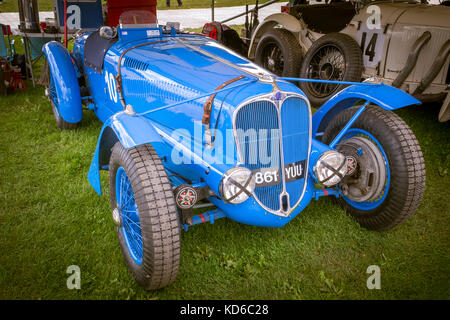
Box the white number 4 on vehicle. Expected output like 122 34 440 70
357 25 385 69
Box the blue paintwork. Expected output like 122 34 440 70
311 83 421 139
329 101 369 148
44 23 420 228
42 41 82 123
313 188 341 201
116 166 143 265
183 209 227 231
87 111 166 195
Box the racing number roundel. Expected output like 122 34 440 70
357 24 385 68
105 71 118 103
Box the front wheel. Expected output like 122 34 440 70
323 106 426 230
109 142 181 290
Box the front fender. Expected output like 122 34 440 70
87 113 165 195
42 41 82 123
312 84 421 139
248 13 303 59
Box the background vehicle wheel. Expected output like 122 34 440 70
109 142 181 290
322 106 426 231
299 33 363 107
46 72 78 130
255 28 303 77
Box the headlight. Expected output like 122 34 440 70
219 167 255 204
314 150 347 187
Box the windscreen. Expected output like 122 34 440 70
119 10 158 28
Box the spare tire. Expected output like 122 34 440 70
255 28 303 77
299 33 363 107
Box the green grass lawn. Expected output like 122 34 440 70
0 0 280 12
0 74 448 299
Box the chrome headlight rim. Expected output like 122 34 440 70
314 150 347 187
219 167 255 204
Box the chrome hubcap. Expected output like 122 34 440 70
338 136 387 202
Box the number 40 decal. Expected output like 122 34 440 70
105 71 118 103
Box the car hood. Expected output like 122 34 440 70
105 36 305 131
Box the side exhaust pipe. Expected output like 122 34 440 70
414 39 450 96
392 31 431 88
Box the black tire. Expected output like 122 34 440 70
255 28 303 77
299 33 363 107
322 106 426 231
109 142 181 290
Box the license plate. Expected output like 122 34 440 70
252 160 306 187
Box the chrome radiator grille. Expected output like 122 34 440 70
235 100 282 211
234 94 310 215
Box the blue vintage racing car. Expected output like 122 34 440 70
43 11 425 290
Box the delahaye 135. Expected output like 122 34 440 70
43 11 425 290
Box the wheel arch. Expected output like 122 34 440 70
42 41 82 123
248 13 303 60
312 84 421 140
87 113 165 195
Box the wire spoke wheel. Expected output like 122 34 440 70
299 33 363 107
116 166 143 265
109 142 181 290
48 74 60 118
261 43 285 75
46 71 78 130
306 44 344 98
255 28 302 77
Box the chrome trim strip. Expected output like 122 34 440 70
275 96 289 213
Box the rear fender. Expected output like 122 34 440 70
87 113 165 195
42 41 82 123
312 84 421 139
248 13 303 59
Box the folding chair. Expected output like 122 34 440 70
0 24 15 61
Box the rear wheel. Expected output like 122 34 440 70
299 33 363 107
46 72 78 130
255 28 303 77
109 142 181 290
323 106 425 230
